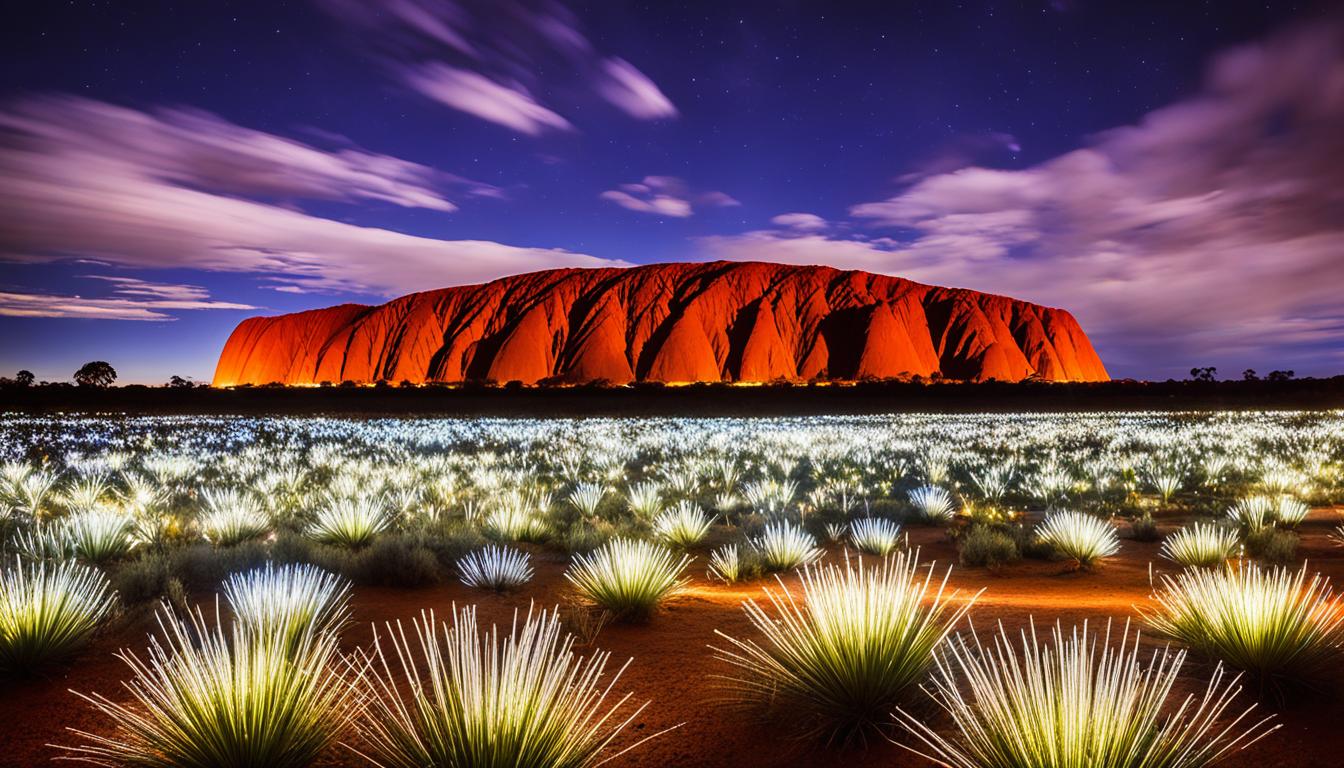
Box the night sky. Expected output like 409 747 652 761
2 0 1340 383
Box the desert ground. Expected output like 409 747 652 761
6 508 1340 768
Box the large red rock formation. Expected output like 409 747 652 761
213 261 1108 386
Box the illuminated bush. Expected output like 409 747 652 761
60 604 351 767
1034 510 1119 568
652 501 713 548
0 557 115 672
1227 495 1275 532
848 517 903 556
708 543 758 584
1142 563 1344 685
752 521 823 572
896 621 1277 768
714 552 977 741
307 496 389 548
63 509 140 564
199 488 270 546
353 606 663 768
222 562 350 648
1273 496 1309 528
456 544 533 591
907 485 956 524
1161 523 1240 568
565 538 690 621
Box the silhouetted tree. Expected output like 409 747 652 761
167 375 193 388
73 361 117 387
14 370 34 387
1242 369 1258 381
1188 366 1217 382
1266 369 1296 382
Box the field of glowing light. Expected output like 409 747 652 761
1 411 1343 768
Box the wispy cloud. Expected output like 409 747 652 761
600 176 739 218
0 277 256 321
317 0 676 133
0 95 629 297
406 64 575 136
701 20 1344 377
597 58 677 120
769 212 828 231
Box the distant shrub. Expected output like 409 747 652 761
167 542 269 589
958 525 1021 569
109 553 174 605
348 534 441 587
1128 513 1160 542
1243 527 1298 565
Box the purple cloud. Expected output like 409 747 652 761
769 212 828 231
0 96 629 297
406 64 574 135
600 176 739 218
0 277 256 321
598 58 678 120
701 21 1344 378
317 0 676 133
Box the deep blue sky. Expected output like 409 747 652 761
2 0 1339 383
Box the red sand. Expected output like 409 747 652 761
5 509 1341 768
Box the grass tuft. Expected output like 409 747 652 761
713 551 978 742
0 556 115 673
1161 522 1240 568
1141 562 1344 688
351 605 669 768
565 538 690 621
59 602 352 767
456 544 533 591
895 620 1278 768
1034 510 1120 568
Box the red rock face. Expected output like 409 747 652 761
212 261 1109 386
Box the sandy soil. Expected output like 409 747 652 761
4 509 1342 768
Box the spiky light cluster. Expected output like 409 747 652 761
752 522 823 572
707 544 741 583
565 538 690 621
457 545 534 591
60 604 351 767
714 552 977 741
896 621 1277 768
1034 510 1120 567
624 481 662 518
567 482 606 518
1273 496 1310 528
306 495 389 548
848 517 902 556
61 509 139 564
199 488 270 546
1227 495 1275 532
1161 523 1240 568
0 556 115 672
652 501 713 548
222 563 351 648
908 485 956 524
1143 563 1344 684
352 606 664 768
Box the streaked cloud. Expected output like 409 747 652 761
600 176 739 218
0 95 629 297
769 212 828 231
317 0 676 133
406 64 574 136
701 21 1344 377
0 277 256 321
